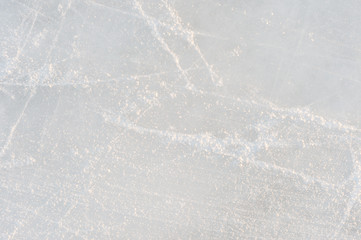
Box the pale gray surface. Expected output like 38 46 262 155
1 0 361 239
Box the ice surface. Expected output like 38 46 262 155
1 0 361 239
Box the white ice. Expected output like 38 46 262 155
1 0 361 239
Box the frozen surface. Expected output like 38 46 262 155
1 0 361 239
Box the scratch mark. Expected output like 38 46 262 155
132 0 194 89
161 0 223 87
0 90 35 159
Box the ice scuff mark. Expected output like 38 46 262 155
132 0 195 90
0 0 73 162
131 0 224 89
160 0 223 87
14 11 39 64
331 146 361 239
0 90 35 160
97 109 338 190
12 0 57 22
0 66 201 87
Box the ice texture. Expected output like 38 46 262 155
1 0 361 239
